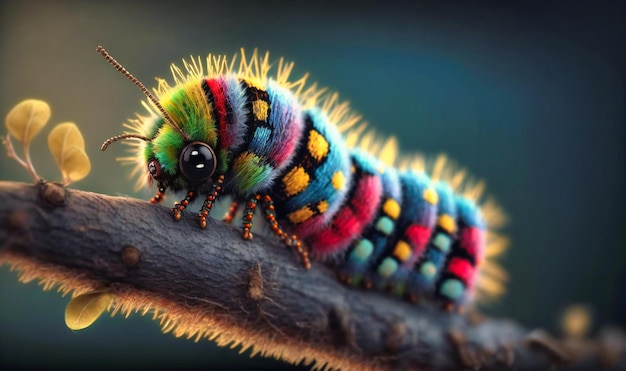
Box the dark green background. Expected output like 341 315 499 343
1 0 624 370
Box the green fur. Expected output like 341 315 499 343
153 125 184 175
218 148 230 174
162 85 217 147
143 83 221 180
143 143 155 164
232 152 273 195
144 117 163 139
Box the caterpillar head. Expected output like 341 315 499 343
145 140 218 192
98 46 222 194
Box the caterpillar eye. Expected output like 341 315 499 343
148 159 163 179
179 141 217 182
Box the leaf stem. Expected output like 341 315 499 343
2 134 41 182
3 135 28 169
21 140 41 182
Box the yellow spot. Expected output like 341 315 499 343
252 100 269 121
383 199 401 219
393 240 412 262
423 188 438 205
307 130 329 161
317 200 328 213
282 166 310 196
438 214 456 233
332 171 346 191
287 206 315 224
377 165 386 174
351 166 356 173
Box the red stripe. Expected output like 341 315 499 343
310 174 382 255
460 227 484 264
404 224 431 257
206 79 230 148
447 257 474 285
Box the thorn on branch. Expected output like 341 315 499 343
121 245 141 268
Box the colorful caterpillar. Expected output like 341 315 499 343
99 46 508 310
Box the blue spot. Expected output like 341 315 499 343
376 216 394 235
433 233 451 252
349 239 374 263
441 279 464 300
378 257 398 278
420 262 437 279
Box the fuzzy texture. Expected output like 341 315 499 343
306 151 383 255
367 172 434 295
436 197 486 305
340 164 403 284
271 108 352 239
109 49 509 309
407 182 458 297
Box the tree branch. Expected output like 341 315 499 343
0 181 623 370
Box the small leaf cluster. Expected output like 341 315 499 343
4 99 91 185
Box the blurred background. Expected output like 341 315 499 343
0 0 624 370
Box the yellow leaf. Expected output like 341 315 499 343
48 122 86 154
62 146 91 182
48 123 90 182
5 99 51 142
65 291 112 330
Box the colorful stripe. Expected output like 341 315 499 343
220 76 249 151
435 196 486 306
266 80 304 168
339 164 403 285
306 151 382 255
271 108 352 239
371 171 437 294
407 181 458 298
204 79 230 149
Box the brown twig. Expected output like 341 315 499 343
0 181 623 371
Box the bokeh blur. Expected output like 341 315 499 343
1 0 624 370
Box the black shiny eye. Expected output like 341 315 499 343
179 141 217 182
148 159 162 179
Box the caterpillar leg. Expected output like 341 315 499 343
238 194 311 269
241 195 261 240
223 200 240 223
260 195 310 269
171 191 197 221
197 174 225 228
150 184 166 204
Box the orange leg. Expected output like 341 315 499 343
241 195 260 240
197 175 225 228
223 200 240 223
172 191 196 221
150 185 166 204
260 195 310 269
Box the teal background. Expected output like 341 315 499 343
0 0 624 370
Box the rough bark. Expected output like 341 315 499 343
0 181 623 371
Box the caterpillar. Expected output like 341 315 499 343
99 46 508 310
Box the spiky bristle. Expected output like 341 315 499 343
0 250 384 371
